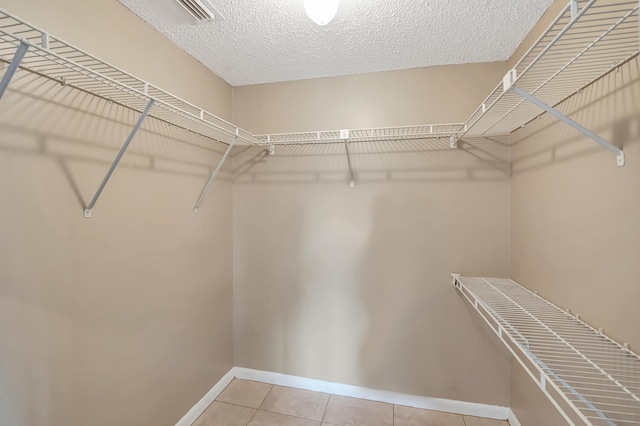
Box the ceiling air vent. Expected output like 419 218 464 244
176 0 224 22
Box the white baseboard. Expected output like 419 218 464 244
174 368 235 426
508 408 522 426
176 366 514 425
233 367 510 420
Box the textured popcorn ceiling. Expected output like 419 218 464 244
119 0 554 86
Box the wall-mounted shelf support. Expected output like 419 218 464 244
453 274 640 425
193 133 238 213
345 141 355 188
0 39 29 100
511 86 625 167
83 98 155 218
449 135 458 149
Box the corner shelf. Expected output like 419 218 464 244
464 0 638 137
453 275 640 426
0 8 263 216
463 0 639 166
0 9 260 147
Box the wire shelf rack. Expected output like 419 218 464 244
0 9 260 146
255 124 466 146
464 0 639 137
453 275 640 426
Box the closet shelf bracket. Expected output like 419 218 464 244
345 140 355 188
193 132 238 213
0 39 29 100
84 98 155 218
510 84 625 167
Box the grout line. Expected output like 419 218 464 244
244 406 258 426
256 384 274 411
191 379 237 425
321 394 331 423
253 408 326 424
214 400 263 411
393 403 395 426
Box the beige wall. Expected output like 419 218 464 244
509 360 567 425
0 1 234 425
231 63 513 405
506 0 640 422
233 64 508 133
509 56 640 425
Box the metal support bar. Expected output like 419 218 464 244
345 141 355 188
512 86 625 166
0 40 29 100
570 0 578 18
84 99 155 218
193 134 237 213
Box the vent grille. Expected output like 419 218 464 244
176 0 224 22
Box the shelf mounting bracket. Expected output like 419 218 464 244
193 133 238 213
344 140 355 188
0 40 29 100
84 98 155 218
341 130 354 187
512 86 625 167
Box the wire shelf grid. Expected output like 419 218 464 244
256 124 466 146
464 0 639 138
0 9 261 146
454 275 640 426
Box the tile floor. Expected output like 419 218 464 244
192 379 510 426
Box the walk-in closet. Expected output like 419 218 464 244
0 0 638 425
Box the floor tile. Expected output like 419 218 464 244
463 416 509 426
323 395 393 426
217 379 273 409
259 385 329 421
394 405 465 426
192 401 256 426
247 410 321 426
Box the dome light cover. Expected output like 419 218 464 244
304 0 339 26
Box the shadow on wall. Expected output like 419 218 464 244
0 69 235 426
0 69 233 213
511 57 640 174
231 120 512 402
232 135 510 186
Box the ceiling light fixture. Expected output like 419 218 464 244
304 0 339 26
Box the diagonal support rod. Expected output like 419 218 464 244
345 141 355 188
193 134 237 213
0 40 30 100
513 86 625 167
84 98 155 218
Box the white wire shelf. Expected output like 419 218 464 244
256 124 467 146
464 0 639 137
0 9 260 147
453 275 640 426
